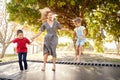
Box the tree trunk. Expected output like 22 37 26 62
0 45 7 59
116 37 120 54
32 44 34 54
80 0 87 27
80 0 87 18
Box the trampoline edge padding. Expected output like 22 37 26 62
0 60 120 67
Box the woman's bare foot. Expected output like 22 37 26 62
52 68 56 71
52 68 55 71
52 66 56 71
41 67 45 71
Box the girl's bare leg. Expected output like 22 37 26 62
75 46 79 61
74 45 77 61
77 46 82 62
42 53 49 71
81 46 84 55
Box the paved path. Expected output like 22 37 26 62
0 62 120 80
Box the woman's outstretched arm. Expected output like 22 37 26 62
31 31 43 40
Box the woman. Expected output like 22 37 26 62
32 11 61 71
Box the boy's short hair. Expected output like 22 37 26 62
72 17 82 23
17 30 23 35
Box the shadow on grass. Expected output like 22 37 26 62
1 53 120 63
57 54 120 63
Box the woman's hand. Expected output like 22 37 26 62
31 31 42 41
31 37 35 41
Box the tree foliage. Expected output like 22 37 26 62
7 0 120 53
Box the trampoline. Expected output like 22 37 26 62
0 60 120 80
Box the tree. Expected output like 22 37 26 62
0 0 17 59
0 0 12 59
7 0 120 53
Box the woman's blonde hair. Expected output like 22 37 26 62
41 11 53 23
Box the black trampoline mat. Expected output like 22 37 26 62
0 62 120 80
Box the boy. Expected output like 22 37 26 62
7 30 32 72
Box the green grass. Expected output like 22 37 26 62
2 54 18 62
1 51 120 63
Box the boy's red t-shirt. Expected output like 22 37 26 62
12 37 30 53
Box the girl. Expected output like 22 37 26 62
73 17 87 62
